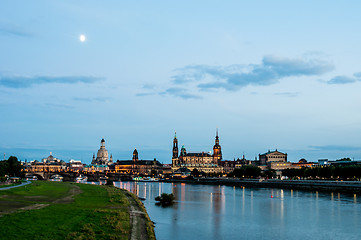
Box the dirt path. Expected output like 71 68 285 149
54 184 82 204
125 192 151 240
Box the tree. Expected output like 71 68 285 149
191 168 200 177
155 193 175 206
0 156 24 178
228 166 261 178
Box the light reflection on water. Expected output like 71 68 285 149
89 181 361 240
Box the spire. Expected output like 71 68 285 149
174 131 177 138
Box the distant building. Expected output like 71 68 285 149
292 159 316 169
68 159 83 172
259 149 293 171
26 152 66 172
114 149 162 176
171 130 223 173
318 159 329 165
84 164 109 173
91 138 113 165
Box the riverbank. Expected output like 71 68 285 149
0 181 155 240
163 178 361 193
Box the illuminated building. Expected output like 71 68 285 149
171 130 223 173
91 138 113 165
114 149 162 176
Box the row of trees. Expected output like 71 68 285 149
0 156 24 180
227 166 262 178
282 165 361 180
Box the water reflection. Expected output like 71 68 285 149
87 181 361 240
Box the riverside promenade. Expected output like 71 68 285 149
164 178 361 193
0 180 31 190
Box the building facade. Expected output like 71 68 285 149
114 149 163 176
171 130 223 173
259 149 293 171
91 138 113 165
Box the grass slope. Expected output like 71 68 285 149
0 181 130 240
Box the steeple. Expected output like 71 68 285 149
215 128 219 145
213 128 222 164
172 131 178 158
133 148 138 162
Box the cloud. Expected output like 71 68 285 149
0 24 32 37
327 76 357 84
309 145 361 151
136 92 156 97
45 103 74 109
274 92 299 97
0 75 103 88
160 87 202 99
73 97 110 102
325 72 361 85
353 72 361 78
172 56 334 91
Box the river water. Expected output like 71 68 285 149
92 181 360 240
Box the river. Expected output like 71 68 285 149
97 181 360 239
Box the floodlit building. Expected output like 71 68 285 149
171 130 223 173
114 149 162 176
91 138 113 165
259 149 292 170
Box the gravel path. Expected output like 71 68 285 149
125 192 150 240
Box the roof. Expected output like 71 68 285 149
259 150 286 156
184 152 211 157
116 160 162 166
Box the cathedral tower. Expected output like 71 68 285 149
133 148 138 162
172 132 179 167
213 128 222 165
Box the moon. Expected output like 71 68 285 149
79 34 86 42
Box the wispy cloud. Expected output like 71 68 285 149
0 75 103 88
73 97 110 102
0 24 32 37
173 56 334 91
309 145 361 151
274 92 300 97
326 72 361 85
160 87 202 99
137 55 335 99
46 103 74 109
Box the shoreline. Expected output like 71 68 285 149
161 178 361 193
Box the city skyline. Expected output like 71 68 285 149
2 1 361 163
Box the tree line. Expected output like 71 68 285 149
0 156 24 181
282 165 361 180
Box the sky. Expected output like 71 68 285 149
1 1 361 164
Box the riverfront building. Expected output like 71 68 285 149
25 152 67 172
259 149 293 171
91 138 113 165
171 130 223 173
114 149 162 176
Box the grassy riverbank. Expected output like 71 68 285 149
0 181 154 240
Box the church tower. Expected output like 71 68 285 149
133 148 138 162
172 132 179 167
213 128 222 165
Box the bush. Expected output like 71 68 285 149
106 180 114 186
155 193 175 206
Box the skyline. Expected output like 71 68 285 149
2 1 361 163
